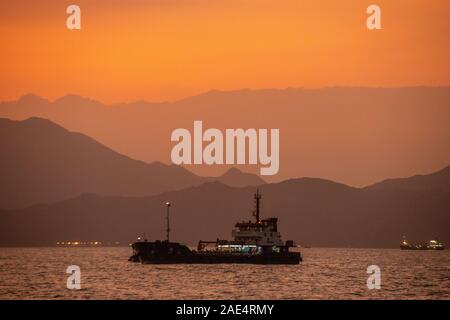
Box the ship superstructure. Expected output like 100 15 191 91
129 190 301 264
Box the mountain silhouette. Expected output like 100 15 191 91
1 87 449 186
216 167 265 187
0 166 448 247
0 117 264 209
364 165 450 192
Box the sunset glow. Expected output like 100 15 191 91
1 0 449 103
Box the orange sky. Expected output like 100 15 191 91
1 0 449 103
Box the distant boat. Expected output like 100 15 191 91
129 190 302 264
400 237 445 250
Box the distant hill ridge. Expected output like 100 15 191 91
0 164 448 247
0 117 265 209
2 87 449 186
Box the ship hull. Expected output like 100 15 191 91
136 255 301 264
130 241 302 265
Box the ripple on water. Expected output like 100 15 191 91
0 247 449 299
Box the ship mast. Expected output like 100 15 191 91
165 202 171 242
254 189 261 223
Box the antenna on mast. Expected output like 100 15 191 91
254 188 261 223
165 202 171 242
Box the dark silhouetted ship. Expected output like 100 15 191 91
129 190 302 264
400 237 445 250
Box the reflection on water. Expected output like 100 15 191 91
0 247 448 299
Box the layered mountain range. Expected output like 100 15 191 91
0 117 448 247
0 117 264 209
2 87 449 186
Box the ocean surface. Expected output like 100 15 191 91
0 247 448 300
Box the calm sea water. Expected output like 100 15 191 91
0 247 448 300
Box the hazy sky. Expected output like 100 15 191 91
1 0 449 103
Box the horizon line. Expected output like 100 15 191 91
3 85 450 106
